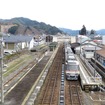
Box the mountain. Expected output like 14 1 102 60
59 28 79 36
60 28 105 36
96 29 105 35
0 17 63 35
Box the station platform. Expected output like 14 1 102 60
76 55 102 92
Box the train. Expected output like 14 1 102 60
64 42 104 91
64 42 80 80
65 60 80 80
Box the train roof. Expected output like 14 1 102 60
67 60 79 65
66 64 79 70
67 53 74 56
67 49 73 53
68 55 75 58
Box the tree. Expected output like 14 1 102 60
8 26 18 34
79 25 87 35
90 29 96 35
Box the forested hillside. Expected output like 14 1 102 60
0 17 63 35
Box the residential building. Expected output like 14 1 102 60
82 46 101 59
95 48 105 66
75 40 98 54
3 35 35 53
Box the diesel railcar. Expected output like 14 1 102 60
65 61 80 80
64 42 80 80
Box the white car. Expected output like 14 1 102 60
4 52 12 55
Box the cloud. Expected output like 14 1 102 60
0 0 105 30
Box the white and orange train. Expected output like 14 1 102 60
65 61 80 80
64 42 80 80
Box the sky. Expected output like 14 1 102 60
0 0 105 30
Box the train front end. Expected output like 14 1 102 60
65 64 80 80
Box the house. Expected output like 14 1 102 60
95 48 105 66
75 40 102 59
53 36 57 42
102 36 105 45
75 40 97 54
82 46 101 59
3 35 35 53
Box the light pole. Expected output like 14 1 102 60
0 33 4 104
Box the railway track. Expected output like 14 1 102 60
3 59 37 95
34 44 63 105
65 80 83 105
2 52 43 95
4 52 52 105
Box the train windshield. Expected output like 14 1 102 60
67 65 78 70
67 56 76 60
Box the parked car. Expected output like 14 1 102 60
4 51 12 55
3 64 8 68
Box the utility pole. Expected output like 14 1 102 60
0 32 4 104
80 36 82 54
94 46 97 77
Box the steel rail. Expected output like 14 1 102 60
37 44 63 105
0 60 36 93
75 81 83 105
69 81 82 105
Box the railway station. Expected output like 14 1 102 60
0 35 105 105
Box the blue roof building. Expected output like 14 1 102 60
3 35 34 52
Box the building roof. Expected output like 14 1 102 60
3 35 33 43
77 35 91 43
70 42 80 48
81 40 97 45
82 47 101 51
96 49 105 58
